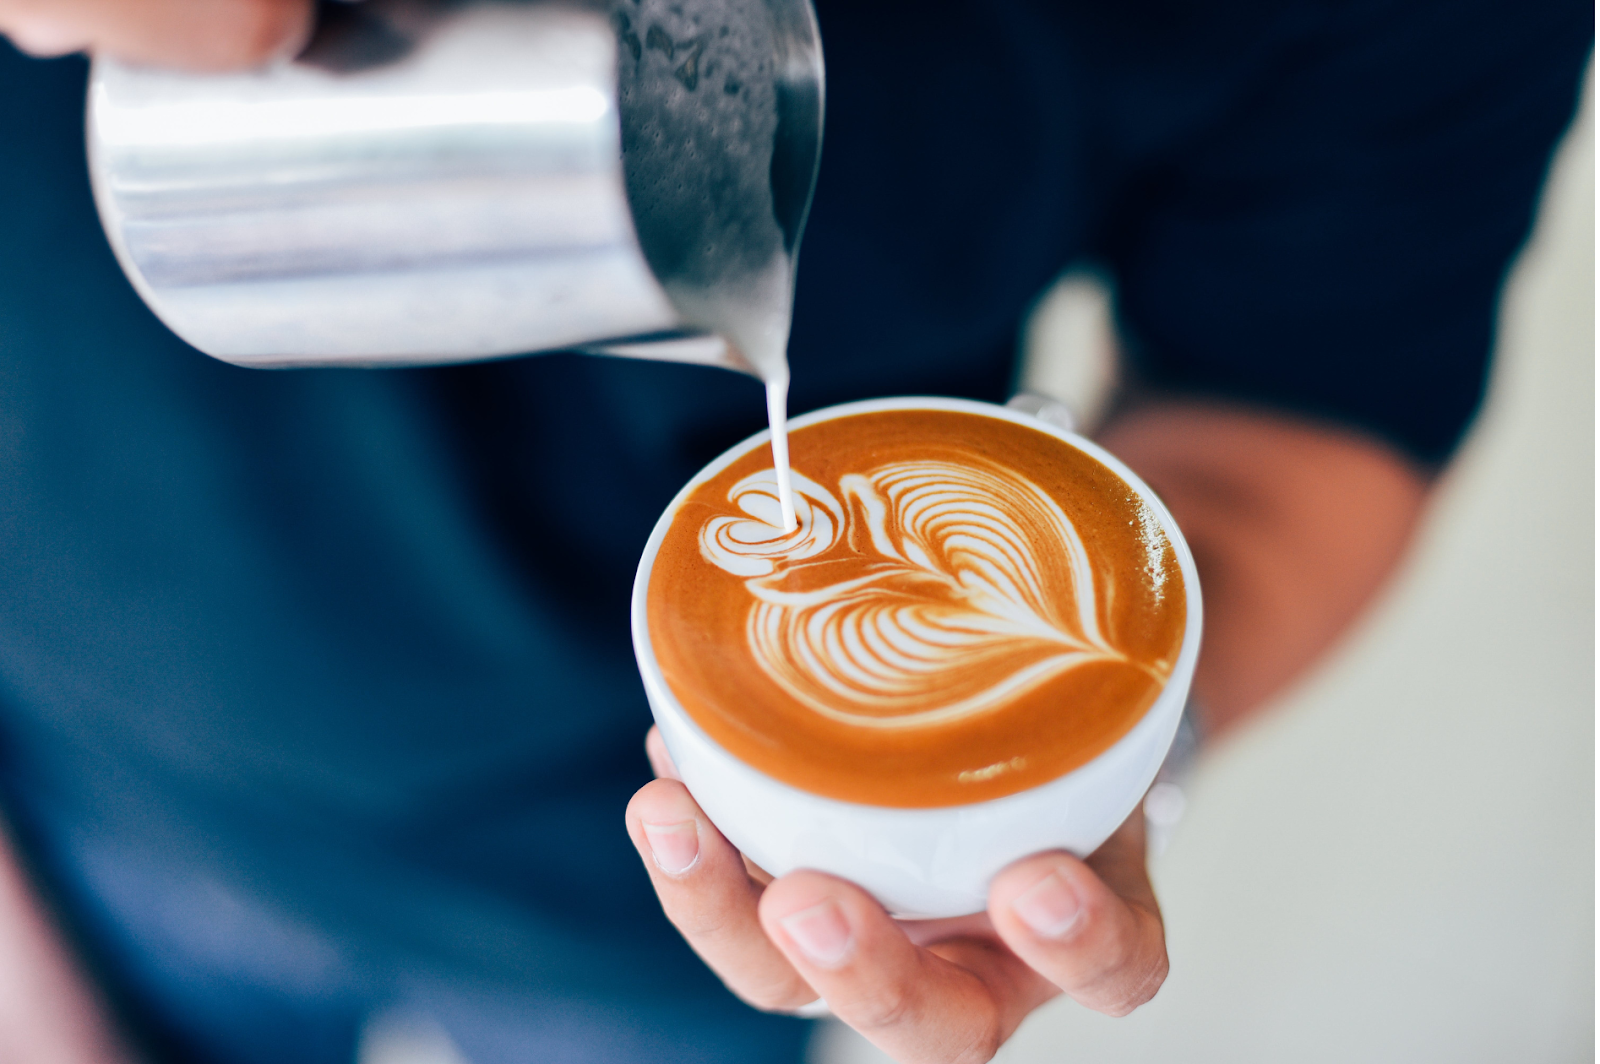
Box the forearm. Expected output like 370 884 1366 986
1098 399 1431 736
0 815 133 1064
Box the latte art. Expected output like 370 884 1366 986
700 460 1163 729
700 470 842 577
647 408 1187 807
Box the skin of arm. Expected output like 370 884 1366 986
0 820 135 1064
1099 399 1432 737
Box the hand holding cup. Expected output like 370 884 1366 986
628 727 1170 1063
628 398 1200 1058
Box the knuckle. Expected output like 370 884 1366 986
1100 940 1135 981
1100 951 1169 1018
669 883 760 941
671 902 735 940
1064 906 1169 1017
949 1030 1003 1064
1129 952 1171 1006
737 974 818 1013
847 982 918 1032
1069 931 1132 990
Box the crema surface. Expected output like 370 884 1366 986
648 409 1187 807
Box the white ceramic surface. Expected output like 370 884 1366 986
631 396 1203 918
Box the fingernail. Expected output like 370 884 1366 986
642 820 700 875
779 900 854 968
1011 870 1083 939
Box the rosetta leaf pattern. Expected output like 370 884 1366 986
698 460 1147 729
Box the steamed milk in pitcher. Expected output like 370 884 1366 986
617 0 809 529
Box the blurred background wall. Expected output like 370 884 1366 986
815 60 1595 1064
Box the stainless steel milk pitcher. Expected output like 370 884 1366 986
86 0 823 371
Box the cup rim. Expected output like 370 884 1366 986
631 394 1204 813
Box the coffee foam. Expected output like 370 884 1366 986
648 409 1187 807
699 457 1161 730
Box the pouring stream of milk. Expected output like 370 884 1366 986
615 0 808 533
737 262 798 534
668 251 799 534
764 376 796 532
728 258 798 534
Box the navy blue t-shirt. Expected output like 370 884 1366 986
0 1 1588 1061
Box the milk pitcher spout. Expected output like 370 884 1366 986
85 0 823 373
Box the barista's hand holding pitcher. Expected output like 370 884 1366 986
628 728 1167 1062
0 0 312 70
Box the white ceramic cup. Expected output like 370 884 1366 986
631 396 1202 918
